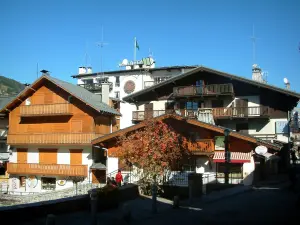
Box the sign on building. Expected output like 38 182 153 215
275 121 289 134
215 136 225 150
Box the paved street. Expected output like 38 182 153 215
17 180 300 225
134 185 299 225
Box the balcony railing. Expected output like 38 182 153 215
212 106 270 118
188 139 214 154
132 110 175 121
78 83 102 91
173 84 234 97
7 163 88 177
20 104 72 117
78 82 113 92
7 133 103 145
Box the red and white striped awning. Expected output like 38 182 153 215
213 151 252 163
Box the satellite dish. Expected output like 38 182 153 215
122 59 128 66
283 78 289 84
255 145 268 155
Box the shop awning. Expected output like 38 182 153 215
213 151 252 163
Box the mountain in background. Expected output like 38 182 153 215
0 75 25 95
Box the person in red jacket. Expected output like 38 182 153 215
115 169 123 187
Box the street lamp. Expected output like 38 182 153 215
224 128 230 184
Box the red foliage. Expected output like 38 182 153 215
113 119 189 179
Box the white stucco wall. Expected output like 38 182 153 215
248 118 288 136
195 156 215 174
10 148 17 163
107 157 118 174
242 156 255 186
8 145 93 192
234 96 260 107
57 148 70 164
27 148 39 164
9 175 75 192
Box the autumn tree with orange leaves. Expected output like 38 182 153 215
114 119 189 186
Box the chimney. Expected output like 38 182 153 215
252 64 263 82
101 83 110 105
78 67 87 74
40 70 50 76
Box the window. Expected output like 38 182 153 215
114 91 120 99
154 77 170 84
196 80 205 86
186 102 198 110
41 177 56 190
212 99 223 108
0 143 6 150
84 79 93 84
236 123 249 134
115 76 120 87
216 163 243 179
19 176 26 187
0 165 5 175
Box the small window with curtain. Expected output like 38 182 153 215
186 102 198 111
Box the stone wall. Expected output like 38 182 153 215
0 184 139 224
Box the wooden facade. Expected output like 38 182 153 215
125 68 299 131
7 163 87 177
95 115 271 157
7 82 115 145
2 76 119 180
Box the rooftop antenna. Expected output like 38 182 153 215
84 41 92 68
96 26 109 74
250 25 260 64
149 48 154 58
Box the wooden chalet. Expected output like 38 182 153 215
0 74 120 192
92 114 281 185
123 66 300 139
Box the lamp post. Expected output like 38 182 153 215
224 128 230 184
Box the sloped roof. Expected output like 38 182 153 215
123 66 300 102
92 114 281 151
0 75 121 116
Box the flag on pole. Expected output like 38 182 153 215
135 39 140 50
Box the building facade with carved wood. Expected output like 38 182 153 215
124 66 300 142
122 66 300 176
0 74 120 192
92 114 281 186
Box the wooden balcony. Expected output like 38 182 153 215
7 163 88 177
132 110 175 121
7 133 103 145
213 106 270 119
20 104 72 117
173 84 234 97
188 139 214 155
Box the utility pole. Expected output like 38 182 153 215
224 128 230 184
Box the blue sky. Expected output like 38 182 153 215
1 0 300 92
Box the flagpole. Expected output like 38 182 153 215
134 37 136 62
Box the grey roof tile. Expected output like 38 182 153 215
46 76 120 115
